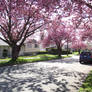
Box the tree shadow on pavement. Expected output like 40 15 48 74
49 56 92 66
47 57 79 64
0 63 87 92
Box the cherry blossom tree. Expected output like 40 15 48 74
41 0 92 55
0 0 91 61
0 0 50 61
65 29 76 56
71 38 87 54
42 17 68 58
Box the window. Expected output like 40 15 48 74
2 49 8 58
34 44 38 48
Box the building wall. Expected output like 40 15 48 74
19 46 25 56
0 46 11 58
0 43 43 58
24 43 40 55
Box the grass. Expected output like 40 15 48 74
0 54 73 67
18 54 59 63
0 58 11 61
72 52 79 55
79 71 92 92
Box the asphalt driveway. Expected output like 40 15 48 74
0 55 92 92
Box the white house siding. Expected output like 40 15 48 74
0 39 45 58
0 46 26 58
39 44 46 51
19 46 25 56
24 43 40 55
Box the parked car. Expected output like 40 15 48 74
79 51 92 64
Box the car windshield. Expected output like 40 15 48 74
81 52 91 56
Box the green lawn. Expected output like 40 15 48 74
79 71 92 92
72 52 79 55
0 54 72 67
18 54 59 63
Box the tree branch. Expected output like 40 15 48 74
0 37 10 45
0 25 7 32
85 2 92 9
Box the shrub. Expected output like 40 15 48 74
37 51 48 54
46 48 72 55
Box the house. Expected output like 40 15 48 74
23 39 44 55
0 40 11 58
0 39 45 58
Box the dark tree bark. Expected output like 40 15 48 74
11 45 21 61
57 45 62 58
78 49 81 55
66 40 69 56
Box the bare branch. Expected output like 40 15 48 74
85 3 92 9
26 24 44 38
18 17 31 40
0 36 11 45
0 25 7 32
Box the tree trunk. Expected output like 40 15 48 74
66 40 69 56
78 49 81 55
57 46 62 58
11 45 21 61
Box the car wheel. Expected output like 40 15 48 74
79 60 84 64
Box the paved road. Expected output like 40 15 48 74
0 55 92 92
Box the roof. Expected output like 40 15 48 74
0 40 9 46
